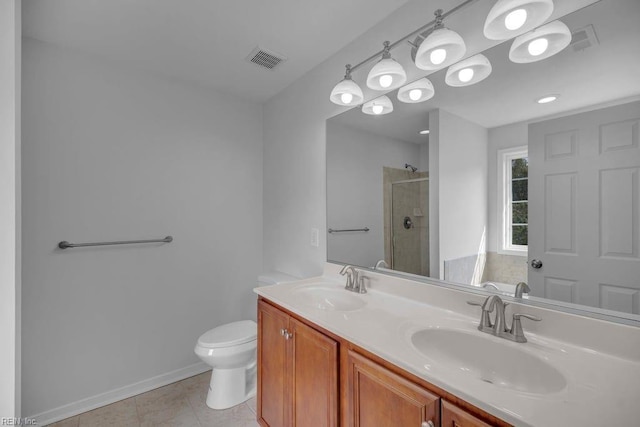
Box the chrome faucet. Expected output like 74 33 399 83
468 295 541 343
482 282 500 292
339 265 367 294
374 259 389 269
478 295 508 335
514 282 530 298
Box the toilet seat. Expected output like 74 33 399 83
197 320 257 349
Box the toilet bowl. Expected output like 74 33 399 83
194 320 258 409
194 271 299 409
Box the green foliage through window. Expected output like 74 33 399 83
511 157 528 246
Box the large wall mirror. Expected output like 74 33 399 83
327 0 640 322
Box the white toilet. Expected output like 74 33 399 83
194 271 299 410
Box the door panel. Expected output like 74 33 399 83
529 101 640 313
290 319 338 427
442 401 492 427
347 350 439 427
258 300 290 427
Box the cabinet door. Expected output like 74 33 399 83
258 300 290 427
442 400 492 427
290 318 338 427
347 350 439 427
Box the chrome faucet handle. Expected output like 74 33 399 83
506 313 542 343
514 282 531 298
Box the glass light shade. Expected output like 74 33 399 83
397 78 435 104
330 77 364 106
484 0 554 40
362 95 393 115
445 54 492 87
415 28 466 71
366 58 407 91
509 20 571 63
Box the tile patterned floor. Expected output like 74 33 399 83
47 371 259 427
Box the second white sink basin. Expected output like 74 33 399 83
411 328 566 394
292 284 366 311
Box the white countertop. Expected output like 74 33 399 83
255 264 640 427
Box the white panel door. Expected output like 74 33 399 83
528 101 640 314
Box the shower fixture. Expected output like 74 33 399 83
405 164 418 173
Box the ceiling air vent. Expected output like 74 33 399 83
570 24 599 52
245 46 287 70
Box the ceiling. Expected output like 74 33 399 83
22 0 410 103
331 0 640 143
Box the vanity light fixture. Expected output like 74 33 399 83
329 64 364 106
484 0 554 40
536 94 559 104
445 54 492 87
362 96 394 115
414 9 466 71
397 78 435 103
419 129 430 135
509 20 571 63
328 1 476 113
366 41 407 91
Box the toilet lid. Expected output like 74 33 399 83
197 320 257 348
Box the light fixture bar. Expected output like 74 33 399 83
348 0 479 74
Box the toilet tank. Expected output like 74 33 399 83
257 270 300 287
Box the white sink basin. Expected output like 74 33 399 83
411 329 566 394
292 285 366 311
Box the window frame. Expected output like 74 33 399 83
497 146 528 256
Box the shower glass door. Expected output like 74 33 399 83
391 178 429 276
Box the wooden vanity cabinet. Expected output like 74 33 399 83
257 300 339 427
346 350 439 427
258 298 509 427
441 400 492 427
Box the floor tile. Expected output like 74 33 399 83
78 398 139 427
135 382 191 425
46 416 79 427
245 397 256 415
178 371 211 398
139 407 200 427
50 372 261 427
189 391 257 427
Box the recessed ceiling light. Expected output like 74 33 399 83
419 129 430 135
537 95 559 104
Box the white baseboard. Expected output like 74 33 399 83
30 362 210 426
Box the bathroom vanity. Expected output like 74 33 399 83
255 264 640 427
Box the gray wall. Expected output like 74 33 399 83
326 121 421 268
21 39 263 417
437 109 488 275
0 0 21 416
262 0 442 278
